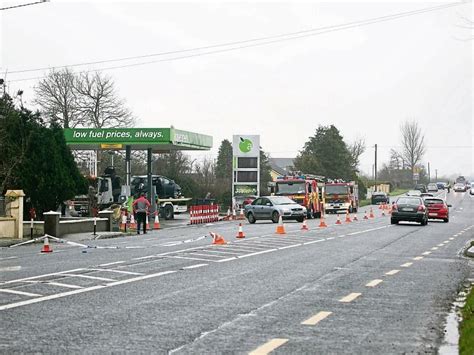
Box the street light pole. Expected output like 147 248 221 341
374 144 378 192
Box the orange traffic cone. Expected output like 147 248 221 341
363 210 369 220
232 209 236 221
353 213 359 221
319 215 328 228
345 211 352 223
335 214 342 225
381 209 386 217
210 232 227 245
236 223 246 238
388 205 393 215
239 209 245 220
119 212 127 231
226 208 231 221
153 211 161 230
379 204 383 210
301 218 309 231
129 214 137 230
146 217 150 231
41 237 53 253
369 207 375 219
276 215 286 234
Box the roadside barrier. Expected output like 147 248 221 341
301 218 309 231
210 231 227 245
236 223 246 238
190 205 220 225
276 215 286 235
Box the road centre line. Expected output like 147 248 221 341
98 261 125 267
249 338 289 355
401 262 413 267
437 243 444 247
182 264 208 270
366 279 383 287
0 288 42 297
339 293 362 303
413 256 424 260
431 247 439 250
422 251 431 255
444 241 450 244
326 237 336 240
385 270 400 276
449 238 455 240
301 311 332 325
61 274 115 282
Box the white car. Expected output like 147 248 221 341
454 183 467 192
406 190 422 197
427 183 438 192
470 185 474 195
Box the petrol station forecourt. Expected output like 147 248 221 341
64 127 213 213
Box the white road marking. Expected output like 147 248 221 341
61 274 115 282
443 240 450 243
366 279 383 287
437 243 444 247
326 237 336 240
106 270 176 287
278 244 301 250
0 266 21 271
385 270 400 276
215 257 237 263
303 239 325 245
0 268 85 286
45 282 83 289
249 338 289 355
98 261 126 266
413 256 424 260
205 250 242 255
90 269 144 276
186 253 224 258
132 255 157 261
339 293 361 303
0 289 42 297
449 238 455 240
401 262 413 268
182 264 208 270
422 251 431 255
301 311 332 325
431 247 439 251
169 255 218 262
238 249 277 259
0 256 18 261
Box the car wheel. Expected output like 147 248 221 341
247 212 256 224
164 204 174 220
271 211 280 223
313 211 321 218
444 218 449 223
390 218 398 225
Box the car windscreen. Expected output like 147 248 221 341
325 185 348 195
397 197 421 205
276 182 305 194
424 199 444 206
269 196 296 205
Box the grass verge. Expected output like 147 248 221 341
460 286 474 354
389 189 409 196
359 199 371 207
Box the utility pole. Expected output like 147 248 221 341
374 144 378 192
428 162 431 183
435 169 438 182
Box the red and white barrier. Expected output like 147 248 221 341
190 205 220 224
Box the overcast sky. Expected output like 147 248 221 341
1 0 472 179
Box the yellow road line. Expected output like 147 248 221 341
366 279 383 287
385 270 400 276
339 292 361 303
301 311 332 325
249 338 289 355
400 262 413 268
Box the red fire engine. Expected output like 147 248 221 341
270 174 325 218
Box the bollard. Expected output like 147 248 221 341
93 217 97 236
30 218 34 239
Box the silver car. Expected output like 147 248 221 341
245 196 307 224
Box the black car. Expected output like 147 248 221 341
371 192 389 205
414 184 427 193
391 196 429 225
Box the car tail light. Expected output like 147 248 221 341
392 204 398 211
417 205 425 212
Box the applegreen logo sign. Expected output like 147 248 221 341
239 137 253 153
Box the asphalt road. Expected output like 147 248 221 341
1 191 473 354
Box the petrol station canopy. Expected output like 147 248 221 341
64 127 212 151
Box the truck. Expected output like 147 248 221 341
324 180 359 214
269 174 325 218
130 175 191 220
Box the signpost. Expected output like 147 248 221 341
232 135 260 209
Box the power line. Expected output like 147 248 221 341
0 0 48 11
6 1 469 83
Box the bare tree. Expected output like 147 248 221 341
34 68 82 128
348 137 366 172
400 120 426 173
388 148 406 170
75 72 135 128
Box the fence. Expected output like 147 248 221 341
189 205 220 224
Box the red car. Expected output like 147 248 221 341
423 197 451 222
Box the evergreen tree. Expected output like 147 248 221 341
215 139 233 179
259 150 272 196
294 125 355 181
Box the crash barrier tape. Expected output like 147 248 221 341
189 204 220 225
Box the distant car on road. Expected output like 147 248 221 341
470 184 474 195
424 197 451 223
234 195 257 210
420 193 434 198
414 184 427 193
406 190 422 197
391 196 429 225
371 192 389 205
245 196 306 224
436 182 445 190
454 183 467 192
427 183 438 192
